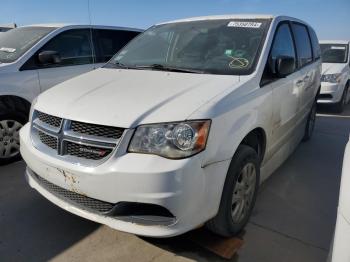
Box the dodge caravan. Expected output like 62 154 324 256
21 15 321 237
318 40 350 112
0 24 142 164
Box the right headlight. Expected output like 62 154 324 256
321 73 342 83
128 120 211 159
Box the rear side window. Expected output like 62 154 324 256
94 29 140 63
39 29 93 66
291 23 313 67
308 28 321 60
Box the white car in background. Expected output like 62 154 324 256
21 15 321 237
0 24 142 164
318 40 350 112
331 136 350 262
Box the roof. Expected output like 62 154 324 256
157 14 276 25
319 40 350 45
19 23 143 32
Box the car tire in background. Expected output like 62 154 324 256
206 145 260 237
0 96 29 166
335 83 349 113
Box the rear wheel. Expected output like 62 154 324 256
0 97 30 166
206 145 260 237
303 101 317 142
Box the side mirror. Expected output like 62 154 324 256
38 50 61 65
275 56 295 78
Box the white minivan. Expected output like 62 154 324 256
0 24 142 164
21 15 321 237
318 40 350 112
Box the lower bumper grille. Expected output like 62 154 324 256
33 173 115 214
318 94 333 100
29 170 177 226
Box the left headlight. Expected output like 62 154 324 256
321 73 342 83
128 120 211 159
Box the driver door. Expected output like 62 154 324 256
262 22 303 157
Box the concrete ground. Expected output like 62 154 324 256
0 104 349 262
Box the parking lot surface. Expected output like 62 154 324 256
0 104 349 262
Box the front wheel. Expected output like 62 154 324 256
206 145 260 237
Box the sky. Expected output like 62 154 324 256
0 0 349 40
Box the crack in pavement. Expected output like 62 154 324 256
248 221 329 252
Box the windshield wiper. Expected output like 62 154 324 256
105 61 135 69
134 64 205 74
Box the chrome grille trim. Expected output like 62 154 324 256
31 110 126 166
32 172 115 214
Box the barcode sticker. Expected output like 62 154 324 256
228 21 262 28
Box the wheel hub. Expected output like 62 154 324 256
0 120 23 159
231 162 256 224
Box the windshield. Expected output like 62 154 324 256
320 44 349 63
108 19 270 75
0 27 55 63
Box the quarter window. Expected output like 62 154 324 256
292 24 313 67
39 29 93 66
309 28 321 60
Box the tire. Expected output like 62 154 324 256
206 145 260 237
334 85 348 113
303 101 317 142
0 96 30 166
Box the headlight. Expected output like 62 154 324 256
321 73 342 83
128 120 211 159
29 96 38 122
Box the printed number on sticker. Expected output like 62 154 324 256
228 21 262 28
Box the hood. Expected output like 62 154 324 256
322 63 348 75
36 68 240 128
0 62 12 71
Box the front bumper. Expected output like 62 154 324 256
317 82 344 104
20 123 230 237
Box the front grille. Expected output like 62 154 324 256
66 142 112 160
34 173 114 214
37 111 62 128
32 111 124 164
38 131 57 150
71 121 123 139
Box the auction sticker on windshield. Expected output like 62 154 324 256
227 21 262 28
0 47 16 53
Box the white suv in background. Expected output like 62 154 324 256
0 24 142 164
21 15 321 237
318 40 350 112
